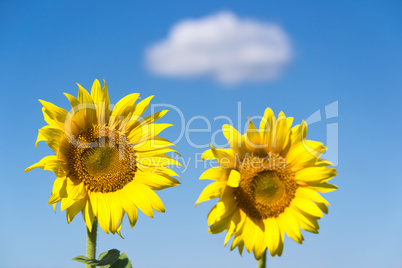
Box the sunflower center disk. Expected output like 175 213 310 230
66 125 137 193
234 153 298 219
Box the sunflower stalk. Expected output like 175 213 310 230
258 250 267 268
86 218 98 268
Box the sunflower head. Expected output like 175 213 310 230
196 108 337 259
26 80 181 235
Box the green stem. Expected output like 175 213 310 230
86 217 98 268
258 249 267 268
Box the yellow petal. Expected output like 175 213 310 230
291 205 319 233
48 177 68 205
106 193 123 234
253 224 267 260
222 124 247 158
292 197 323 218
63 93 80 114
137 155 181 169
25 155 56 172
66 197 87 223
90 79 102 104
286 140 326 171
295 166 337 185
265 218 282 257
309 182 338 193
96 193 111 234
76 83 97 127
207 189 236 225
210 146 237 168
227 169 241 188
296 187 330 214
242 218 257 253
278 209 304 244
82 200 95 232
132 95 154 118
126 110 168 134
260 108 276 151
209 214 232 234
38 126 63 153
124 181 154 218
136 183 165 213
245 118 261 152
118 190 138 229
60 181 85 211
195 181 225 206
259 108 274 134
270 112 291 154
199 166 230 181
224 210 241 246
111 93 140 119
88 191 99 218
38 100 70 130
135 171 180 190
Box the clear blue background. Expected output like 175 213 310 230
1 0 401 267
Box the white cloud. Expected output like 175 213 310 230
145 12 292 85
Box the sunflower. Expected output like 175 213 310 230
25 79 180 236
196 108 337 259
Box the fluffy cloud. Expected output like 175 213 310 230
145 12 292 85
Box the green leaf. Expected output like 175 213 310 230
97 249 121 266
110 252 133 268
72 249 131 267
71 255 101 265
72 249 121 267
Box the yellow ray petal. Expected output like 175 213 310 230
195 181 225 206
222 124 247 158
124 181 154 218
227 169 241 188
309 182 338 193
210 146 237 168
25 155 56 172
224 209 241 246
132 95 154 118
295 166 337 185
82 199 95 231
38 100 70 130
135 171 180 191
76 83 97 128
66 197 87 223
245 118 261 152
199 166 230 181
296 187 330 214
278 209 304 244
292 197 323 218
207 189 236 225
48 177 68 205
270 112 291 154
111 93 141 119
38 126 63 153
60 181 83 211
118 190 138 229
96 193 111 234
64 93 80 114
265 218 282 257
243 218 257 253
253 224 267 260
106 193 123 234
126 110 168 134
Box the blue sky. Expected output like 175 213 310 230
1 0 402 267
